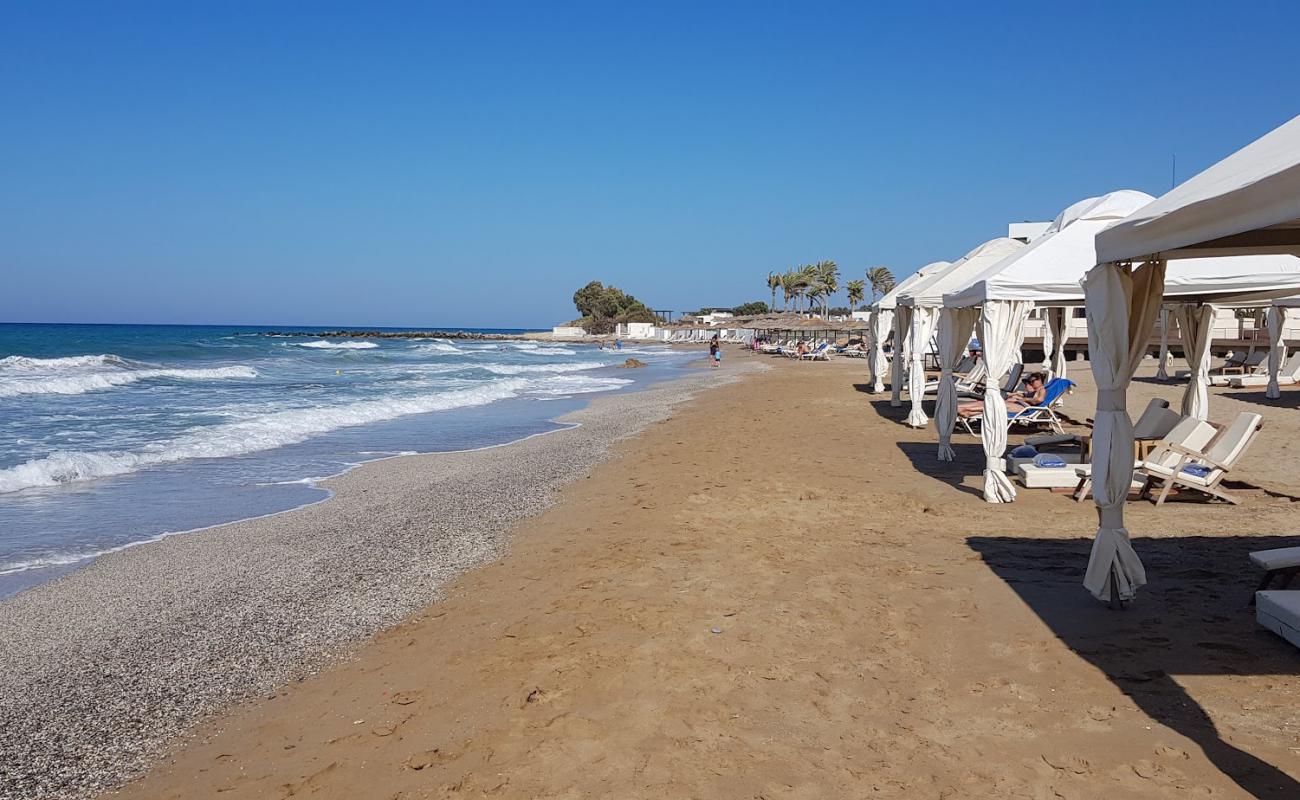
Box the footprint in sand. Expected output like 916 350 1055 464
1041 754 1091 775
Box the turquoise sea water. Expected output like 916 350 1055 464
0 324 691 597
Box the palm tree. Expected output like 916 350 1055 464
815 260 839 317
866 266 896 302
795 264 816 313
780 270 799 311
766 271 781 312
846 279 865 312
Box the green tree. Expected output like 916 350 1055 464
732 300 769 316
780 270 798 311
814 260 839 317
866 267 896 302
845 279 866 312
766 271 781 312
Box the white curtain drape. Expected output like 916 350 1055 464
936 306 980 460
1267 306 1289 399
869 307 893 393
1175 304 1215 420
1082 260 1167 604
1046 307 1069 378
1155 308 1173 380
891 305 913 408
978 299 1034 502
1040 312 1054 370
907 306 940 427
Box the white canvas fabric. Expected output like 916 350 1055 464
945 189 1300 307
868 307 892 393
1081 261 1167 603
901 238 1025 308
978 299 1033 502
1267 305 1290 399
1095 115 1300 263
906 306 940 427
1046 307 1069 378
936 306 980 460
946 192 1154 307
890 304 912 408
876 261 949 402
1155 308 1173 380
1040 313 1054 370
1175 304 1215 419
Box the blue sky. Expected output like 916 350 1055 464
3 1 1299 327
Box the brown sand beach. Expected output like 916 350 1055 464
86 348 1300 799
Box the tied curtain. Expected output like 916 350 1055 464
1267 306 1289 399
1040 312 1054 370
891 305 913 408
1175 304 1215 420
935 306 980 460
978 299 1034 502
1082 260 1167 604
869 307 893 393
906 306 940 427
1046 307 1070 379
1155 308 1174 381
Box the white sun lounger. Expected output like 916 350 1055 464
1138 412 1264 506
1229 352 1300 388
1256 591 1300 650
1071 415 1218 502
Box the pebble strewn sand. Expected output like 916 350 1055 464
0 361 760 800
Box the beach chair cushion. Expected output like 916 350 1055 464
1008 452 1079 473
1250 547 1300 572
1256 590 1300 649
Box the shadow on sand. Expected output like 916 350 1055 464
894 441 986 498
968 534 1300 798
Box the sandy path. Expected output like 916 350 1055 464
116 351 1300 799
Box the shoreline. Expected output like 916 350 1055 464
0 356 761 800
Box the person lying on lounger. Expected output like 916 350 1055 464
957 371 1047 418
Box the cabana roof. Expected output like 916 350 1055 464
1096 114 1300 262
945 191 1154 307
897 238 1024 308
875 261 950 311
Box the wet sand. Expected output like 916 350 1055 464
103 350 1300 799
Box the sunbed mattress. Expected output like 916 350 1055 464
1257 590 1300 649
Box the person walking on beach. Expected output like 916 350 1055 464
709 338 721 368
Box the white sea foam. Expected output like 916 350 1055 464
413 341 466 354
482 361 604 375
0 354 141 372
297 340 379 350
521 346 576 356
0 365 258 398
525 375 633 395
0 378 533 493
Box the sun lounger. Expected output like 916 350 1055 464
1175 351 1254 380
1229 351 1300 388
958 376 1072 435
797 342 831 361
1251 547 1300 599
1137 411 1264 505
1256 590 1300 649
957 362 1022 400
1071 414 1215 502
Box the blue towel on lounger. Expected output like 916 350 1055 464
1033 454 1067 468
1010 445 1037 459
1181 463 1212 478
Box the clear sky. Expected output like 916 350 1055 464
3 1 1299 328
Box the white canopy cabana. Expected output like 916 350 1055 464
1267 296 1300 398
941 191 1153 499
1086 114 1300 605
897 238 1025 428
871 261 950 401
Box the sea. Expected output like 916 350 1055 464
0 323 694 598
